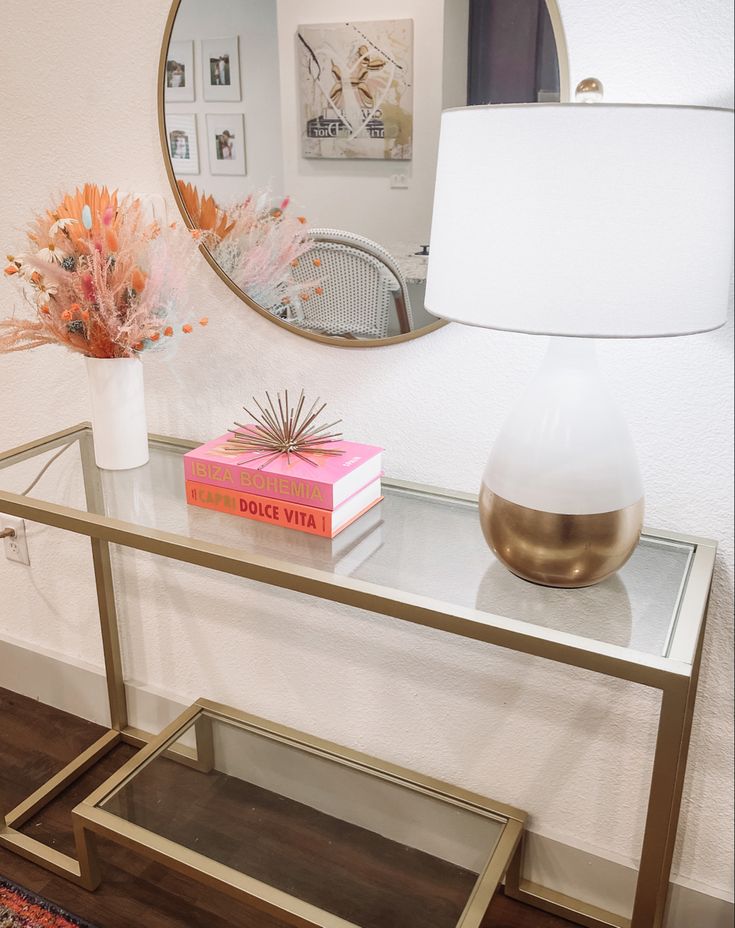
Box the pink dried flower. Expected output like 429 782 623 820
1 185 204 358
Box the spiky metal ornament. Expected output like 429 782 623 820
223 390 344 468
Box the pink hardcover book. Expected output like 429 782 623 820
183 432 383 510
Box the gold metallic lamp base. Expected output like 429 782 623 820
479 487 644 588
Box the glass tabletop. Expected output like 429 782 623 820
0 427 710 669
95 707 508 928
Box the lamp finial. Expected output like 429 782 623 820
575 78 604 103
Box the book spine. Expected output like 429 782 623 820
185 480 336 537
184 458 335 509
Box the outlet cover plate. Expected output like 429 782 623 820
3 516 30 566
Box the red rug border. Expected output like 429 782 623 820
0 877 99 928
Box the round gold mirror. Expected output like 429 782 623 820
159 0 569 347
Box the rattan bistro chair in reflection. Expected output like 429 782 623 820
284 229 414 339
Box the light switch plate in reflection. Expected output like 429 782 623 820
390 173 409 189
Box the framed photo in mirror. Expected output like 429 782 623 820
167 113 199 174
165 39 194 102
202 36 241 101
206 113 246 175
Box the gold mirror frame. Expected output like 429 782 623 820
157 0 570 349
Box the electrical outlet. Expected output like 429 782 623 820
3 517 30 566
390 173 409 189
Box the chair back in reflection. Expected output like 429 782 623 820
286 229 414 339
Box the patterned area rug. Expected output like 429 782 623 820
0 879 97 928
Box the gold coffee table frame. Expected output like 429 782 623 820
0 424 717 928
72 698 526 928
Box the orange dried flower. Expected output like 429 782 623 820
301 293 310 301
31 271 42 285
150 332 160 341
70 303 80 314
131 268 146 292
177 181 235 241
291 259 299 268
164 326 174 337
81 309 90 321
40 304 50 315
312 258 321 267
315 287 323 295
61 310 72 321
133 342 143 351
190 229 202 240
105 228 119 252
182 324 193 333
4 265 18 276
297 216 307 224
198 317 208 326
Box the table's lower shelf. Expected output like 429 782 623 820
63 700 525 928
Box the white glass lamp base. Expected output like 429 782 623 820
85 357 149 471
480 338 644 588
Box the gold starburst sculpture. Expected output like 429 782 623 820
222 390 344 468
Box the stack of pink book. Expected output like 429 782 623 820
183 433 383 538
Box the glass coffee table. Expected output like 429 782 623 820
73 699 524 928
0 424 717 928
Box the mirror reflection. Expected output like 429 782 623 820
161 0 564 344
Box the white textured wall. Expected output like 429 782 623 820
0 0 732 907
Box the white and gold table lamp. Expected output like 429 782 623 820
426 84 734 588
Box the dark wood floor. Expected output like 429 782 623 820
0 688 575 927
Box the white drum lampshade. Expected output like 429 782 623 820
425 102 734 587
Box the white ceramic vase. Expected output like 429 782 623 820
85 356 149 470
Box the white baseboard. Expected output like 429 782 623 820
0 635 732 927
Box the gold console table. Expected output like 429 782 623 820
0 424 716 928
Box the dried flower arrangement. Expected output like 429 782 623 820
1 184 207 358
177 181 235 241
176 180 319 316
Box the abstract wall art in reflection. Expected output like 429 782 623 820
297 19 413 160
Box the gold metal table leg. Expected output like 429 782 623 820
629 680 690 928
80 431 128 732
505 658 703 928
72 814 102 890
0 432 132 879
630 616 706 928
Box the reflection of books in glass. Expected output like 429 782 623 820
329 503 384 576
185 478 382 538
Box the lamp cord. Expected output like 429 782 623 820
1 440 76 540
19 441 76 496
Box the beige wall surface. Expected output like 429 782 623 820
0 0 732 908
